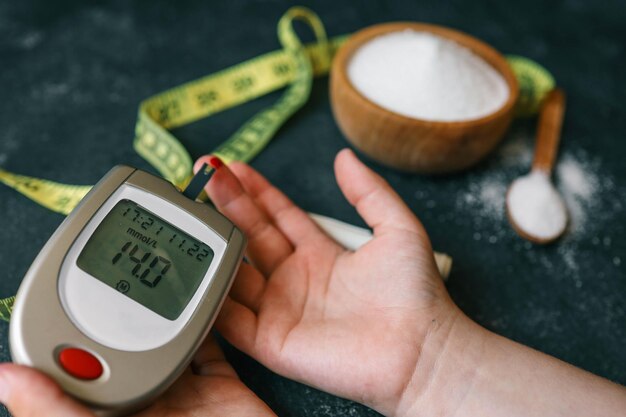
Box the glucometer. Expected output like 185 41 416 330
9 165 246 416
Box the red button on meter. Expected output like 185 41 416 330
58 347 103 380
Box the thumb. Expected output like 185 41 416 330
334 149 429 240
0 363 93 417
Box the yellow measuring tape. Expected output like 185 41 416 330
507 55 555 117
0 296 15 322
0 7 555 321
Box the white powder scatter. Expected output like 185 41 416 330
458 176 508 223
458 135 607 240
479 179 507 217
557 155 596 199
18 31 43 50
498 131 534 167
456 133 530 227
0 129 20 152
555 153 603 236
348 30 509 121
0 128 20 165
31 82 70 102
507 171 567 240
453 128 622 280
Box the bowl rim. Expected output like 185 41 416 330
333 21 520 128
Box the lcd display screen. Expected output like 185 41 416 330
77 199 214 320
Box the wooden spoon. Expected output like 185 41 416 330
506 88 568 244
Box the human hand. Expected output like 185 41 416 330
0 335 275 417
196 149 465 416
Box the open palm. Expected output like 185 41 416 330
200 149 457 415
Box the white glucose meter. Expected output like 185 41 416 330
9 165 246 416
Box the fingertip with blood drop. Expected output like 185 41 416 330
208 155 224 170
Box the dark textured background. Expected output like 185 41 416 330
0 0 624 416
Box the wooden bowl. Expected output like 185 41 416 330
330 22 519 174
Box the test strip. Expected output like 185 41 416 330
182 163 214 201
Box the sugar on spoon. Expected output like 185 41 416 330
506 88 568 244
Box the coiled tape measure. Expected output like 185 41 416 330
0 6 554 415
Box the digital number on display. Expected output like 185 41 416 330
77 199 214 320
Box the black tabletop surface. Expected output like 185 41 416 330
1 0 624 416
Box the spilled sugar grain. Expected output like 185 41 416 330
456 130 534 234
447 131 622 285
456 132 605 239
556 153 602 236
